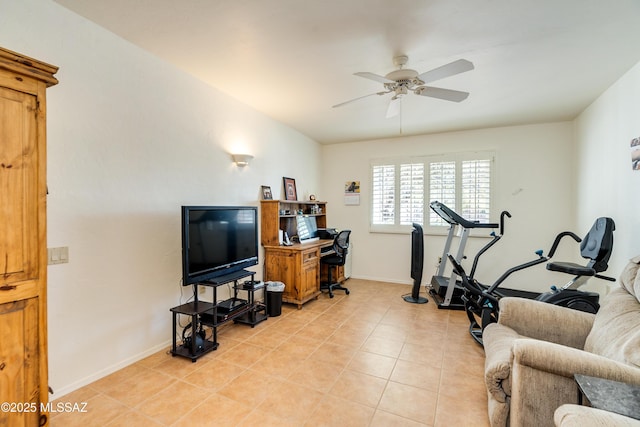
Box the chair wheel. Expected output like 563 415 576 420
345 290 350 295
329 293 334 298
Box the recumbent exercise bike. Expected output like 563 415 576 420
449 216 616 346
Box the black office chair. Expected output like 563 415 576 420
321 230 351 298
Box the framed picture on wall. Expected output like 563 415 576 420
283 177 297 201
345 180 361 205
631 137 640 171
261 185 273 200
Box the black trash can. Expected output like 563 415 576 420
266 281 285 317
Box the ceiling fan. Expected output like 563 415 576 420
333 55 474 118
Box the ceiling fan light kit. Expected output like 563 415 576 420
333 55 474 118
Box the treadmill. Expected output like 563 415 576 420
429 201 500 309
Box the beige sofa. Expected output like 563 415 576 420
482 255 640 427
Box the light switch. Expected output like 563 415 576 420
48 247 69 265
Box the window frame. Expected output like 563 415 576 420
370 151 496 235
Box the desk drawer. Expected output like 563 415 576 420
301 248 319 265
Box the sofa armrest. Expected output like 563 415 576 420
512 338 640 384
499 297 595 349
555 404 640 427
483 323 520 402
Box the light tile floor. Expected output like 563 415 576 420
50 279 490 426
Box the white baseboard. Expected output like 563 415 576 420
50 339 172 400
347 274 413 286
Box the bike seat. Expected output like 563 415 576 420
546 261 596 277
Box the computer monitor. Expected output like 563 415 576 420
296 215 319 243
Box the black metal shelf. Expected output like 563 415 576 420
170 339 218 362
170 269 267 362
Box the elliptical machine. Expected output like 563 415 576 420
429 201 513 309
450 216 616 346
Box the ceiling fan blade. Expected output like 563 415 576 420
354 71 395 84
332 91 389 108
417 59 474 84
386 97 401 118
414 86 469 102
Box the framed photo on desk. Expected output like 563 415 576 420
261 185 273 200
283 177 297 201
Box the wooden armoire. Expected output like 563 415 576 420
0 47 58 426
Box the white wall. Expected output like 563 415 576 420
574 60 640 279
1 0 320 397
320 123 578 292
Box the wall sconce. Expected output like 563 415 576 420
232 154 253 167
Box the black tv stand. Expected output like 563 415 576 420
170 269 267 362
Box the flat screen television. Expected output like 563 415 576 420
181 206 258 285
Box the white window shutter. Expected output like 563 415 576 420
370 152 494 231
429 161 456 226
399 163 424 225
461 159 491 223
372 164 395 225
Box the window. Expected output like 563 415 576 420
371 164 395 225
371 152 494 233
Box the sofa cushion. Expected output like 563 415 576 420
619 255 640 300
584 257 640 368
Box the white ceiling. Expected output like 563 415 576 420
54 0 640 144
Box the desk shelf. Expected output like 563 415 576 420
260 200 327 247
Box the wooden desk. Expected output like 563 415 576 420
263 239 337 308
